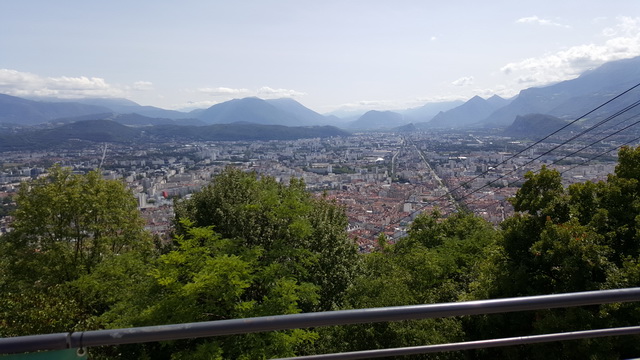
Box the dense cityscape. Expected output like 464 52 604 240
0 128 620 251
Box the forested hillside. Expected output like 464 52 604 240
2 147 640 359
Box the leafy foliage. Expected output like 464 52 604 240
96 222 318 359
3 147 640 359
0 166 151 336
467 146 640 359
314 211 498 358
174 168 360 312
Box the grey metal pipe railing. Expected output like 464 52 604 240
274 326 640 360
1 287 640 355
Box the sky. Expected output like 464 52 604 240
1 1 639 114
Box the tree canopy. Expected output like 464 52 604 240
466 146 640 359
174 168 360 312
0 165 152 337
3 147 640 359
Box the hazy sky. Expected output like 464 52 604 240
1 1 639 113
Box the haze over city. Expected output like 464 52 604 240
2 1 640 113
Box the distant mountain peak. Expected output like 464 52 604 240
194 96 339 127
347 110 406 130
504 113 567 139
266 97 300 104
365 109 398 115
0 93 113 125
427 95 506 128
480 55 640 127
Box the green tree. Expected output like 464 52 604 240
314 211 498 359
173 167 359 311
0 194 15 217
510 165 569 222
469 146 640 359
98 221 318 359
0 165 151 336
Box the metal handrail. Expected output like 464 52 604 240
274 326 640 360
1 287 640 356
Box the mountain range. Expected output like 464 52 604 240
194 97 343 126
428 95 510 128
479 56 640 127
1 56 640 132
0 120 350 151
347 110 406 130
503 114 568 139
0 94 112 125
51 113 206 127
26 96 194 120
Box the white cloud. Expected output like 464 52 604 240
472 86 514 99
0 69 131 98
257 86 306 98
0 69 39 88
516 15 570 28
197 87 250 96
132 81 154 91
358 100 383 106
501 16 640 88
602 16 640 37
451 76 474 87
194 86 305 99
48 76 110 90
